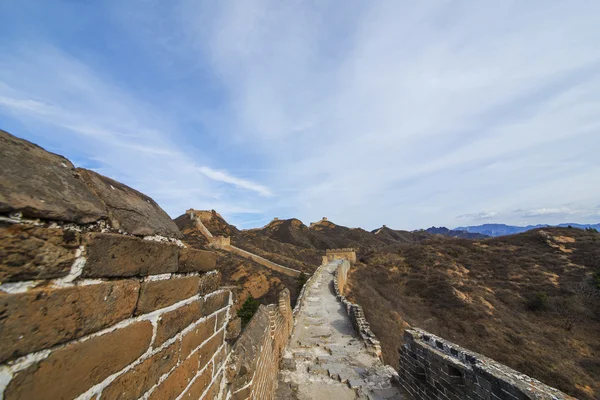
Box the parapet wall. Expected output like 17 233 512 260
326 248 357 264
333 260 382 358
0 130 233 399
398 328 575 400
225 289 293 399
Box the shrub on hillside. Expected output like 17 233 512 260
237 296 259 328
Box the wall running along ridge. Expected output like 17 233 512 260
398 329 575 400
185 210 302 278
336 251 575 399
0 130 293 399
333 260 383 358
225 289 293 400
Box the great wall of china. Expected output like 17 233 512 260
0 129 575 399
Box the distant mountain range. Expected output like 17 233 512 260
423 226 489 239
453 223 600 237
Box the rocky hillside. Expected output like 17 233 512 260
174 211 321 309
346 227 600 400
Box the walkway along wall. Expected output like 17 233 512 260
0 130 229 399
225 289 293 400
333 260 383 358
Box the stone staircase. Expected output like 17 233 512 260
276 261 407 399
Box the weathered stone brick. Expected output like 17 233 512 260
84 233 178 277
101 341 179 399
204 373 223 400
178 248 217 273
203 291 229 317
181 363 213 399
216 308 228 331
77 168 182 238
5 321 152 400
0 280 139 363
226 317 242 341
181 315 216 359
231 385 252 400
149 352 199 400
155 300 203 346
136 276 200 315
198 330 225 371
0 130 107 224
0 224 82 282
213 345 228 373
198 272 221 295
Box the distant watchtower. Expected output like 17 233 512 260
325 248 357 264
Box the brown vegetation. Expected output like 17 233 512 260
346 227 600 399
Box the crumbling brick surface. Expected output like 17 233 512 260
0 130 232 400
84 233 178 278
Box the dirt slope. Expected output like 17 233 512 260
346 227 600 399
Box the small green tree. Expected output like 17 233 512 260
296 272 309 292
237 296 259 328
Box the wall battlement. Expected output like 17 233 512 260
226 289 292 399
325 248 357 264
398 328 575 400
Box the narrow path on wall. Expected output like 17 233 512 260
276 260 407 400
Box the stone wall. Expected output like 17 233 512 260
0 130 233 399
225 289 293 399
398 328 575 400
326 248 357 264
185 211 302 278
333 260 382 358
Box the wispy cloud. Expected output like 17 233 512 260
1 1 599 229
457 211 498 220
198 166 272 197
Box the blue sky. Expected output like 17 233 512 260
1 1 599 230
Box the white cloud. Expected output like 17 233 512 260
457 212 498 220
1 1 599 229
198 166 272 197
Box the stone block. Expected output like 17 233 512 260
198 272 221 295
102 342 179 399
181 363 213 399
5 321 152 400
84 233 178 278
136 276 200 315
0 130 107 224
148 352 199 400
178 248 217 273
181 315 216 359
198 330 225 371
226 317 242 341
213 345 228 373
0 223 81 282
216 309 228 331
0 280 139 363
76 168 181 238
155 300 203 346
203 291 229 317
204 372 223 399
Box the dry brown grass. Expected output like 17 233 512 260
346 227 600 400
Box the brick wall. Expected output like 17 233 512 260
225 289 293 400
0 130 233 399
333 260 382 358
398 328 575 400
326 248 357 264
